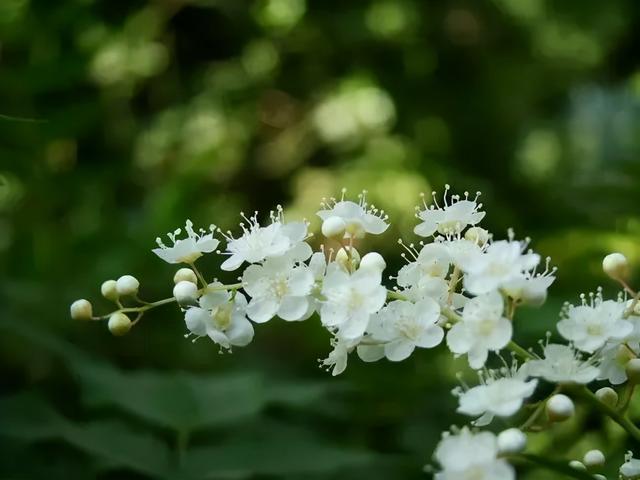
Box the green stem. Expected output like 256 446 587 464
618 382 636 413
97 283 243 320
578 386 640 444
507 341 534 361
175 429 189 467
188 262 209 288
511 453 597 480
387 290 408 301
520 387 560 431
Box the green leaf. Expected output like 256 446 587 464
0 392 170 476
72 360 334 432
178 421 375 479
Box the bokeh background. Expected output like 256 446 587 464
2 0 640 478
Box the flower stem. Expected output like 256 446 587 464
511 453 596 480
188 262 209 288
507 341 534 360
577 386 640 444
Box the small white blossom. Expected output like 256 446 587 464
397 242 451 288
219 208 311 271
320 336 359 376
358 298 444 362
317 190 389 239
433 427 514 480
462 239 541 296
526 343 599 384
242 256 315 323
184 287 254 349
621 451 640 480
455 365 538 426
320 264 387 340
414 186 485 238
153 220 219 264
557 294 632 353
447 291 512 369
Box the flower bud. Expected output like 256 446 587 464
626 358 640 384
595 387 619 408
100 280 119 302
335 247 360 271
593 475 607 480
583 449 605 468
603 252 630 281
321 217 347 239
359 252 386 273
465 226 490 246
173 280 198 306
116 275 139 296
70 299 93 321
497 428 526 455
569 460 586 471
108 312 132 336
616 344 636 368
546 394 575 422
174 268 198 285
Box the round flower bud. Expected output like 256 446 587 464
616 344 636 368
593 475 607 480
321 217 347 239
100 280 119 302
108 312 132 336
359 252 386 273
116 275 140 296
595 387 619 408
173 268 198 285
335 247 360 271
465 226 490 246
497 428 527 455
546 394 575 422
603 252 630 281
569 460 586 471
583 449 605 468
626 358 640 384
70 299 93 321
173 280 198 306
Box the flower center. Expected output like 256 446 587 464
212 304 232 330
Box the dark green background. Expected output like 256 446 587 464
1 0 640 478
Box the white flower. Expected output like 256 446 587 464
462 240 541 296
414 186 485 238
219 209 311 271
397 242 451 288
320 336 359 376
184 287 254 349
317 191 389 239
242 256 315 323
358 298 444 362
153 220 219 264
526 343 599 384
446 291 512 369
455 365 537 426
597 302 640 384
621 451 640 479
320 264 387 340
558 296 632 353
501 257 556 306
433 427 514 480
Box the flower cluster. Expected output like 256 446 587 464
71 187 640 479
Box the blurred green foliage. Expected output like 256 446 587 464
2 0 640 478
